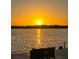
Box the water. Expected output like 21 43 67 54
11 29 68 54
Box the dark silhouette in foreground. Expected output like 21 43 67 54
59 46 63 49
11 48 68 59
30 47 55 59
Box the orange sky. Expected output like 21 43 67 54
12 0 68 26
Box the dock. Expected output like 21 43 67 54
11 48 68 59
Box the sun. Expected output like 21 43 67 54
36 19 42 25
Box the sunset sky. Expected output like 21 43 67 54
11 0 68 26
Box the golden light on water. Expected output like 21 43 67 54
35 29 42 48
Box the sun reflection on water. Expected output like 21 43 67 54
35 29 42 49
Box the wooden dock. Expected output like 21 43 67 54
30 47 55 59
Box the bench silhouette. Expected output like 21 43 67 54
30 47 55 59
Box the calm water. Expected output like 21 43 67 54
11 29 68 54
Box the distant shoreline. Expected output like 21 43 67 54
11 25 68 29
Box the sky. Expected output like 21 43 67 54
11 0 68 26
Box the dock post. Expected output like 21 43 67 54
64 42 65 48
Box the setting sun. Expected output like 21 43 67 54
36 19 42 25
12 0 68 26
